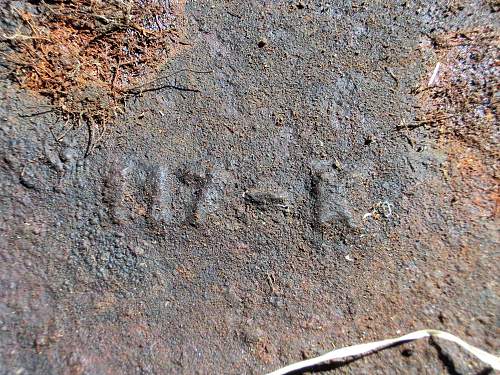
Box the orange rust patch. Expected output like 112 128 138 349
444 141 499 219
254 336 275 364
176 266 195 281
417 28 499 221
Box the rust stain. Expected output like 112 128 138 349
417 28 499 221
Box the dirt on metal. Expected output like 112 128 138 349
0 1 498 374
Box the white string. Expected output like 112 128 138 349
266 329 500 375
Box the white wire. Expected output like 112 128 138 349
266 329 500 375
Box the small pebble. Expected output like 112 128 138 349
133 247 145 256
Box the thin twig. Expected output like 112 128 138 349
128 83 200 95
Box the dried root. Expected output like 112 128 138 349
1 0 183 153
